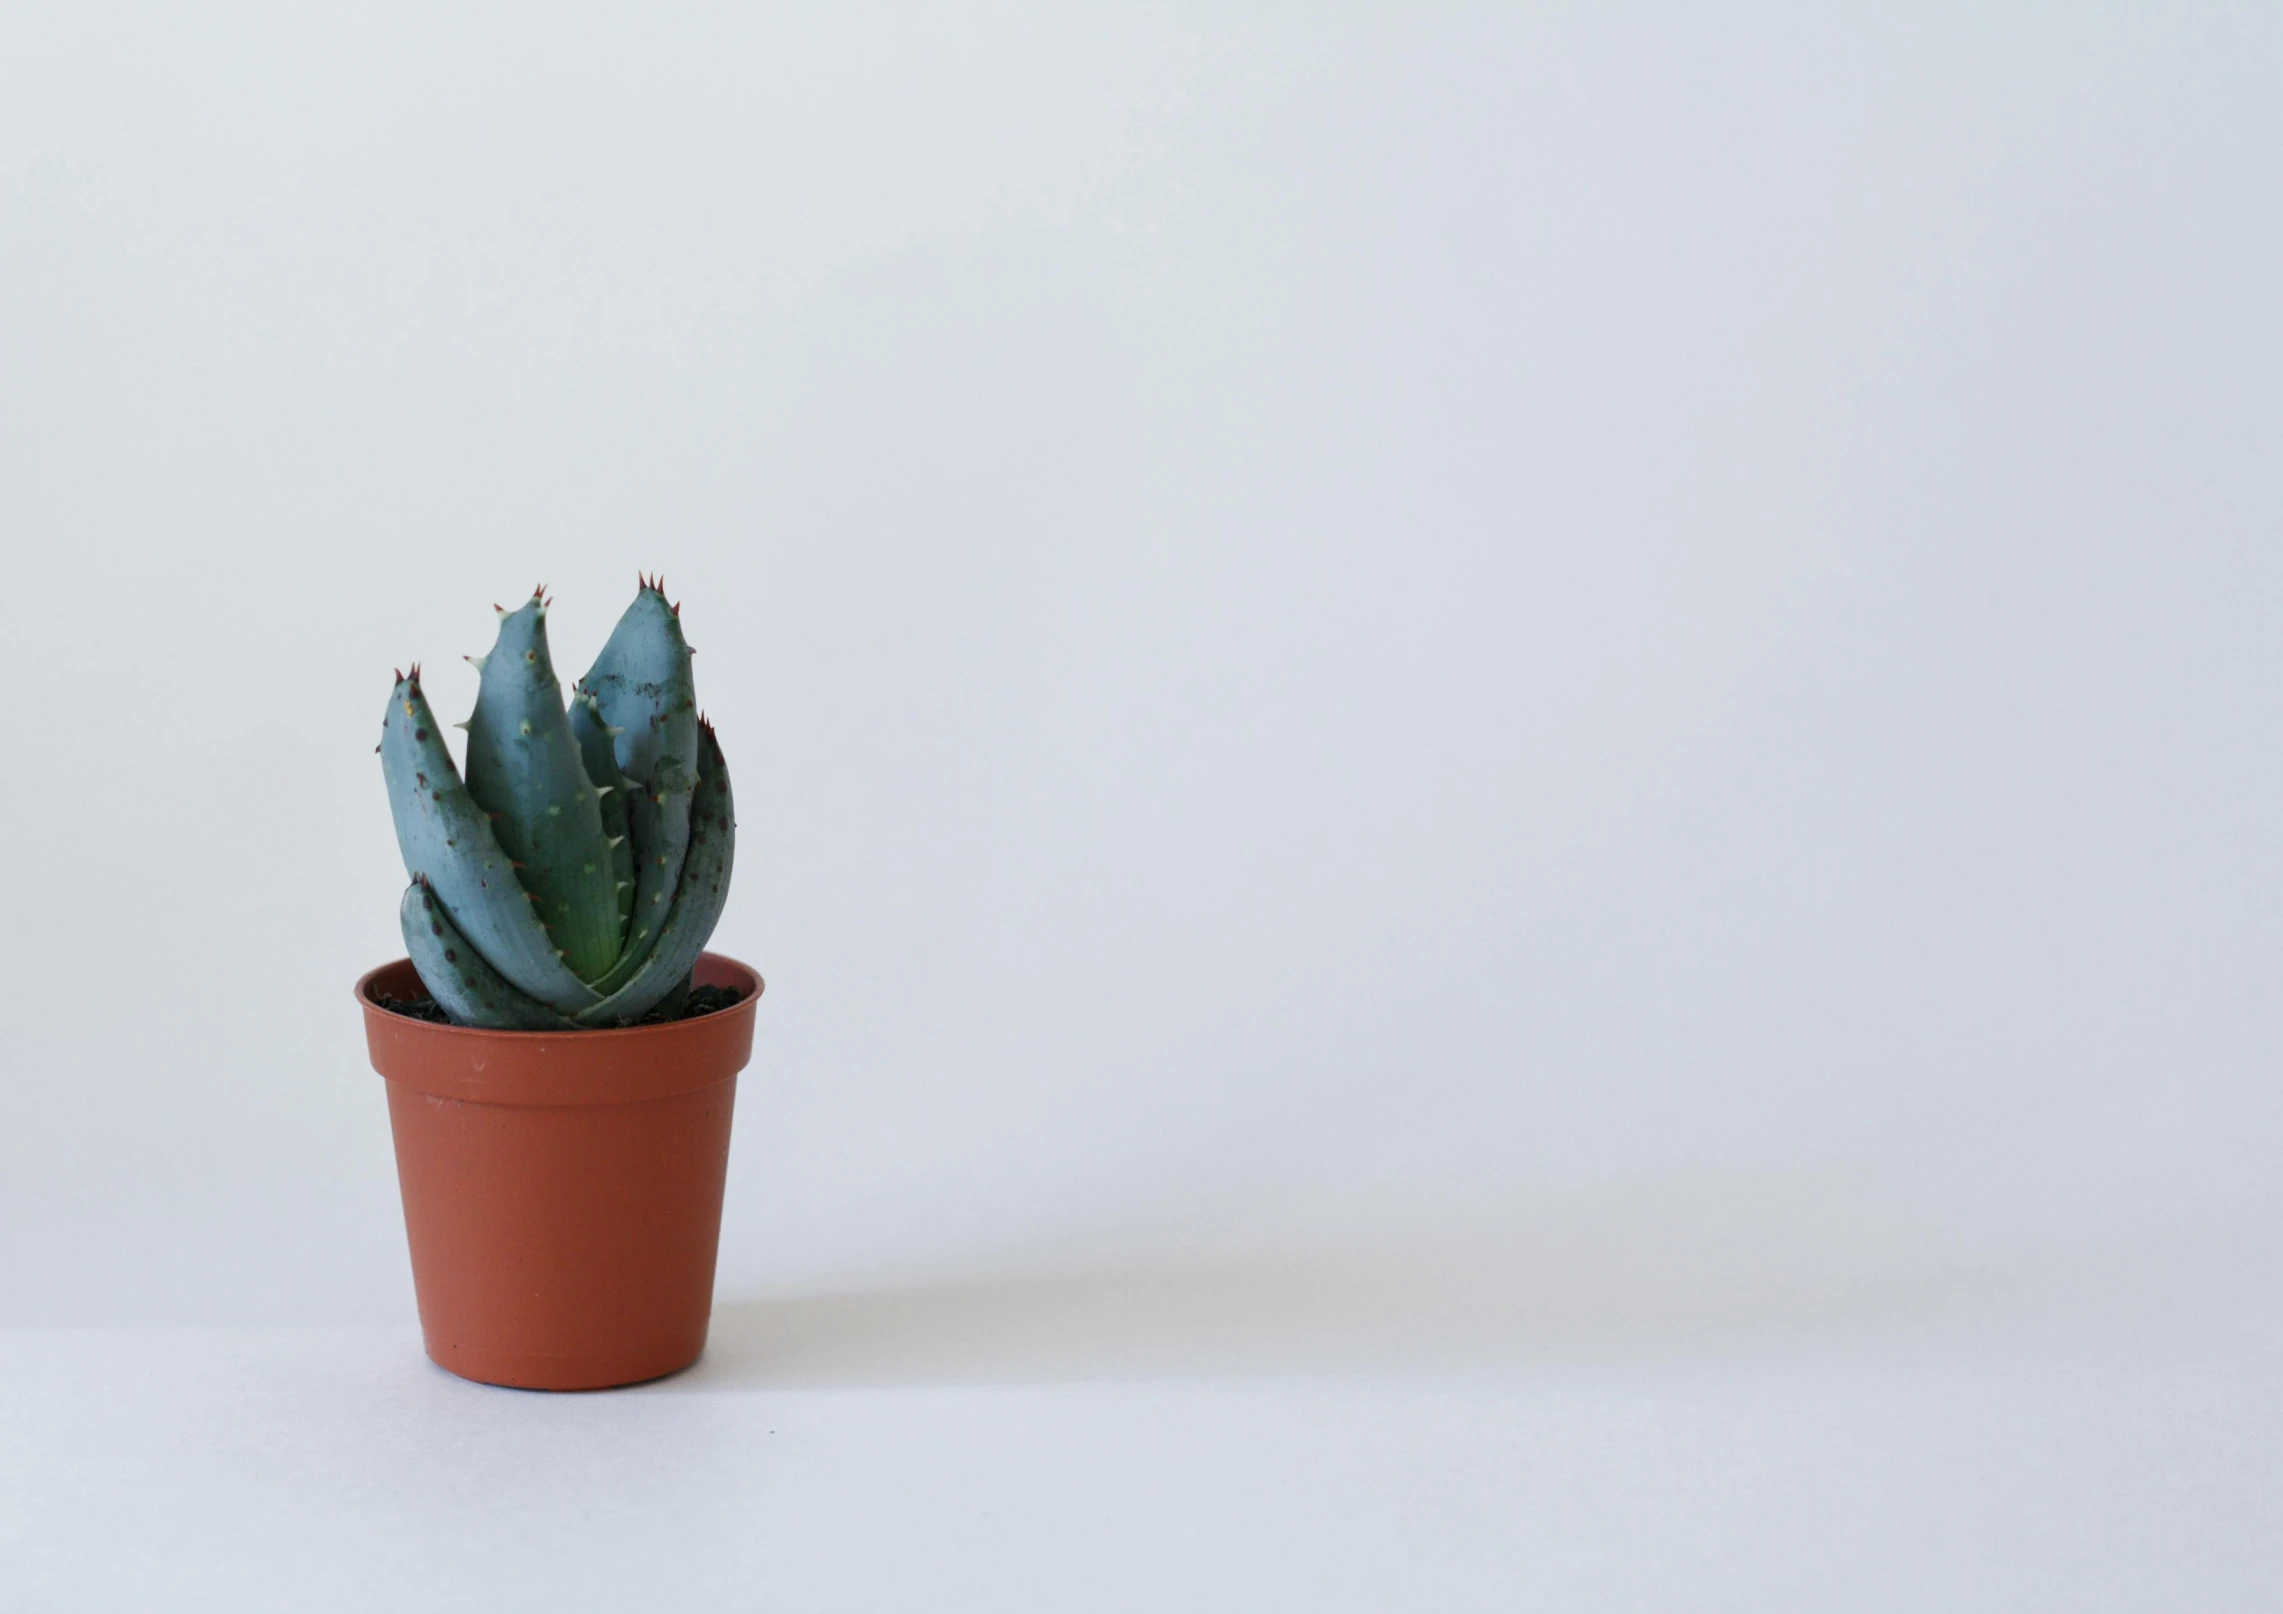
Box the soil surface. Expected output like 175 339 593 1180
375 982 746 1028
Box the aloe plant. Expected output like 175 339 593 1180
380 579 735 1028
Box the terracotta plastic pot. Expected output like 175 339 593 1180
355 952 762 1391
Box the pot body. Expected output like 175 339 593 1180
356 952 762 1390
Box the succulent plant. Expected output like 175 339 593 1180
380 579 735 1028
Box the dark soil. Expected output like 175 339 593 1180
376 981 747 1029
375 995 455 1024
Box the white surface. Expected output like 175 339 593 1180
1 4 2277 1605
6 1230 2281 1610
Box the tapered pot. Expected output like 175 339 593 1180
355 952 762 1391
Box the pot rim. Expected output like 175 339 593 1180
354 952 764 1042
357 951 764 1104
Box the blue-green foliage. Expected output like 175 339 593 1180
576 586 699 997
379 580 736 1028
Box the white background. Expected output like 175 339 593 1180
1 4 2278 1608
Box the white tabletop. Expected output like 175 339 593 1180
6 1208 2276 1611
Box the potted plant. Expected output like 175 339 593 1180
355 578 761 1390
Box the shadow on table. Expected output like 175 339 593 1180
666 1173 2053 1391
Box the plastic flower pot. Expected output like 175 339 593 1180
355 951 762 1391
